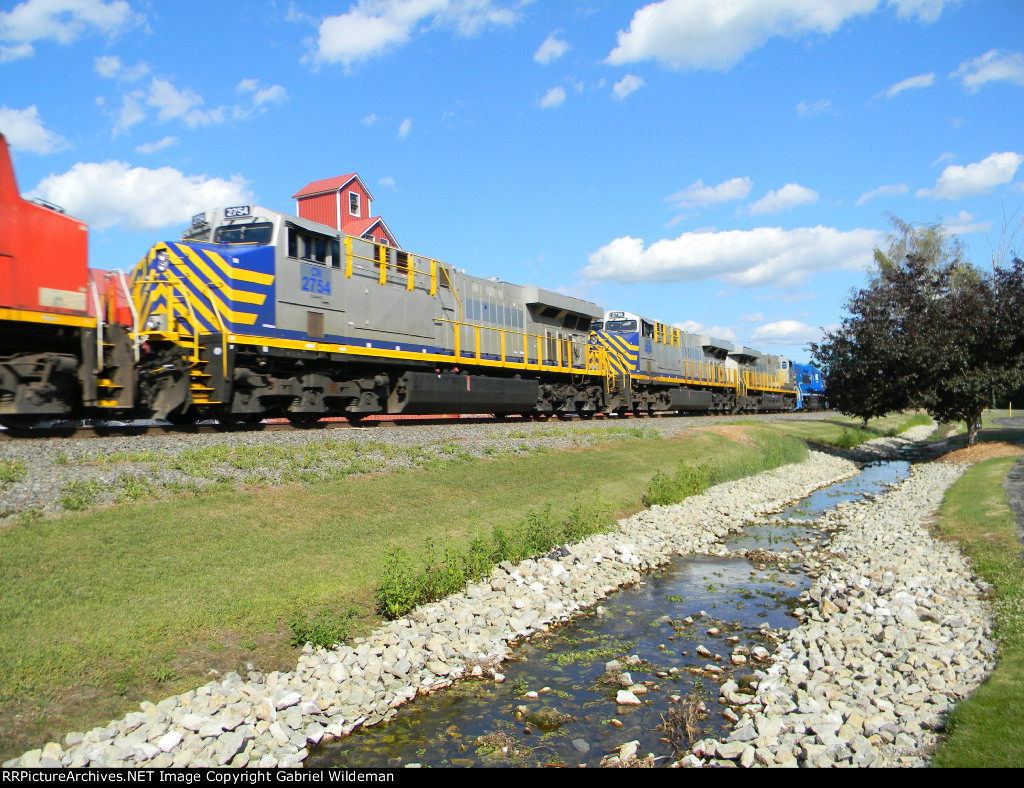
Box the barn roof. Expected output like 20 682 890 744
292 173 375 202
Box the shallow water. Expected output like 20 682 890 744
308 460 909 768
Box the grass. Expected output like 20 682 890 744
0 424 786 760
929 456 1024 768
641 430 807 506
762 411 932 449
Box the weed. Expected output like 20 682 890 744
52 451 70 465
59 479 104 512
289 605 359 649
374 496 614 619
659 694 706 755
116 473 155 503
0 460 27 484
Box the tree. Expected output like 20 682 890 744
813 217 1024 446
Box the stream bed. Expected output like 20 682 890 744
309 460 911 768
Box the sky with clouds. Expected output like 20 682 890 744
2 0 1023 362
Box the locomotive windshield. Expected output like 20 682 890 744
214 222 273 245
605 319 637 331
590 320 603 331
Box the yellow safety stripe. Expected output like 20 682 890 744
224 333 593 375
0 308 95 328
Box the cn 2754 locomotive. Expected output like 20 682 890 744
130 204 606 423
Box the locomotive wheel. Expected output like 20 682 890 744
556 412 572 421
287 413 323 426
166 408 197 426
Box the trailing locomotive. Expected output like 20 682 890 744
0 135 824 427
590 310 797 414
792 362 827 411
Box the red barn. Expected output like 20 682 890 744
292 174 399 248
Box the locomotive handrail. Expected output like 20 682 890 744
89 279 104 374
116 269 141 362
438 318 590 373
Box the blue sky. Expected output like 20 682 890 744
2 0 1023 362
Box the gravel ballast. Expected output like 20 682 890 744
0 413 830 519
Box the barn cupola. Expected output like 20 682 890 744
292 174 399 248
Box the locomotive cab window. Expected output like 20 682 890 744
287 226 336 265
215 222 273 245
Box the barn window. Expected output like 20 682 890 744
349 191 361 217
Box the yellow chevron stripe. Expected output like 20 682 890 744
175 246 267 306
199 246 275 287
150 247 259 327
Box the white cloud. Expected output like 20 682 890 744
584 226 880 288
378 176 396 189
0 104 68 154
881 72 934 98
917 152 1023 199
855 182 908 206
796 99 833 117
534 31 569 64
739 313 764 322
361 113 379 126
397 117 412 138
94 54 149 82
665 176 752 210
113 91 146 134
612 74 645 101
930 151 955 167
134 136 177 154
146 78 223 127
944 210 992 235
888 0 954 23
673 320 738 342
538 86 566 109
605 0 890 71
951 49 1024 93
27 160 253 231
750 319 822 346
748 183 819 215
0 42 33 62
310 0 518 70
0 0 141 60
237 78 288 107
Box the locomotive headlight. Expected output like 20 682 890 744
155 250 169 272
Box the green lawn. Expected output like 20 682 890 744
930 456 1024 768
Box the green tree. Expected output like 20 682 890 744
813 234 1024 446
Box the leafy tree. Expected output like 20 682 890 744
813 219 1024 446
